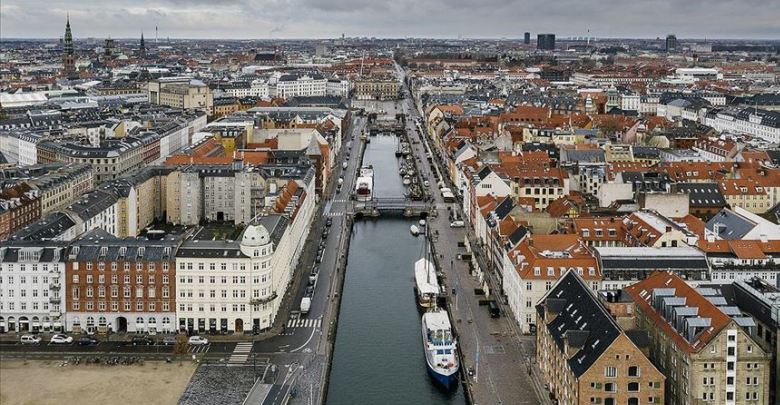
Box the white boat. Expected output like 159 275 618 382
422 310 460 390
403 175 412 186
355 166 374 202
414 258 439 308
410 224 420 236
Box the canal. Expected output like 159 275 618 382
326 134 467 405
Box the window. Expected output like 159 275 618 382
526 282 532 291
628 382 639 392
605 366 617 378
604 382 616 392
628 366 639 377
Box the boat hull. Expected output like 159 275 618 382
426 362 459 391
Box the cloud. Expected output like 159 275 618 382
0 0 778 39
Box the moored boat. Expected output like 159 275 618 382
355 166 374 202
421 310 460 390
414 258 439 308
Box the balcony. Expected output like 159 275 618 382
49 283 61 290
49 296 61 304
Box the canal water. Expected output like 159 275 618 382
326 135 467 405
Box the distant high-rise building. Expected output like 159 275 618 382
62 15 77 79
140 33 146 59
104 38 115 57
524 32 531 44
537 33 556 50
665 34 678 52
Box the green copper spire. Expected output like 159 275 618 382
64 14 73 54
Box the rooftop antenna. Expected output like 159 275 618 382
155 26 158 44
586 28 590 47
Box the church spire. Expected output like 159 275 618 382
140 32 147 60
62 15 76 79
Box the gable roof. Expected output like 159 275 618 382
537 270 621 377
624 271 732 353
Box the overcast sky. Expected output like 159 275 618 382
1 0 779 40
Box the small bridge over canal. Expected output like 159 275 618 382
352 197 434 218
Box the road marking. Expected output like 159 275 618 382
286 318 322 328
187 344 210 353
290 327 318 353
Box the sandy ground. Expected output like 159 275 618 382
0 360 197 405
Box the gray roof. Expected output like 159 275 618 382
9 212 76 241
705 208 755 240
537 271 622 377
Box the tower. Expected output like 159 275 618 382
62 15 77 79
524 32 531 45
140 32 146 59
537 33 556 50
665 34 678 52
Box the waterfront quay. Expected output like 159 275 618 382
394 67 546 404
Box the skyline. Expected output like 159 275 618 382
1 0 780 40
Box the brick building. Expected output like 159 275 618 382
536 270 665 405
65 230 180 334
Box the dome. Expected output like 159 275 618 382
241 224 270 247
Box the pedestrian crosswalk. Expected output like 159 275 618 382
227 342 253 365
325 212 344 217
187 344 210 353
331 198 348 204
286 318 322 329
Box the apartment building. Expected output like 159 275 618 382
510 168 570 211
536 270 665 405
65 231 179 334
503 233 601 333
719 178 771 214
0 243 66 333
354 78 401 101
148 78 214 114
625 271 772 405
703 108 780 144
271 73 327 99
0 183 41 240
26 163 95 216
596 246 710 290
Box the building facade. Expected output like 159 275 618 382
0 243 66 333
65 232 179 334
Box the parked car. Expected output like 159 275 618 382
130 335 154 346
488 301 500 318
188 336 209 345
162 336 178 346
325 218 333 227
50 334 73 344
20 334 41 345
450 220 465 228
78 336 100 346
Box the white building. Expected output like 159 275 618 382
703 108 780 144
0 244 66 333
0 131 40 166
175 174 315 333
250 79 270 99
326 79 350 97
270 73 327 99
